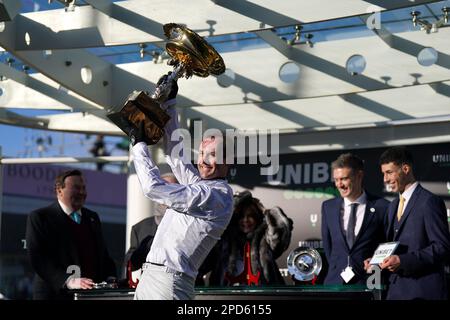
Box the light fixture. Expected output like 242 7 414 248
417 47 438 67
139 43 147 59
139 44 167 63
411 8 449 34
287 25 302 46
279 61 300 83
346 54 367 76
80 66 93 84
150 50 160 63
430 7 450 32
443 7 450 24
411 11 421 27
411 11 432 33
151 50 166 64
6 57 14 67
305 33 314 48
216 68 235 87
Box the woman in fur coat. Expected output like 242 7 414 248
203 190 293 286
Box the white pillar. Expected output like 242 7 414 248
124 142 171 286
125 161 154 253
125 144 166 252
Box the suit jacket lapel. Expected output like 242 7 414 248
395 184 421 238
84 210 103 260
54 202 80 265
386 198 398 240
333 198 348 248
354 199 376 245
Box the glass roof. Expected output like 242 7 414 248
3 0 449 70
0 0 448 160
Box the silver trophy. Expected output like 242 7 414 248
287 247 323 282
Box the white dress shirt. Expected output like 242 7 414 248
341 192 367 237
58 199 82 218
398 181 419 216
131 105 233 279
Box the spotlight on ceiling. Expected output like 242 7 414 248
287 25 302 46
305 33 314 48
410 10 434 34
430 7 450 32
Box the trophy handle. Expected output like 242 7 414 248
151 64 184 107
107 91 170 145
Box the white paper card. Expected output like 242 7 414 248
340 266 355 283
369 242 400 265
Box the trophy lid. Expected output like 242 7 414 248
163 23 225 78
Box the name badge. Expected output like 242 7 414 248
369 241 400 265
340 266 355 283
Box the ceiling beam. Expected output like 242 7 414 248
184 81 450 131
83 0 166 40
0 15 159 110
0 62 106 117
371 24 450 71
0 108 48 128
211 0 300 27
11 0 441 50
339 93 412 121
429 81 450 97
0 109 122 135
255 29 389 91
279 118 450 154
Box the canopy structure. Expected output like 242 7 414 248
0 0 449 154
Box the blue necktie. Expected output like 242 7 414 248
70 211 81 224
346 203 359 249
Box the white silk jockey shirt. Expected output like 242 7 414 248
131 103 233 279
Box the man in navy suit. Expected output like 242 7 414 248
322 153 389 285
375 146 450 300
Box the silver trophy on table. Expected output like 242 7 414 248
107 23 226 145
287 246 323 282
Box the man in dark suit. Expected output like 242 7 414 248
124 173 178 276
321 153 389 285
26 169 116 299
376 146 450 300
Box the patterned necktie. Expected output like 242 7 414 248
397 196 405 221
70 211 81 224
346 203 359 249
